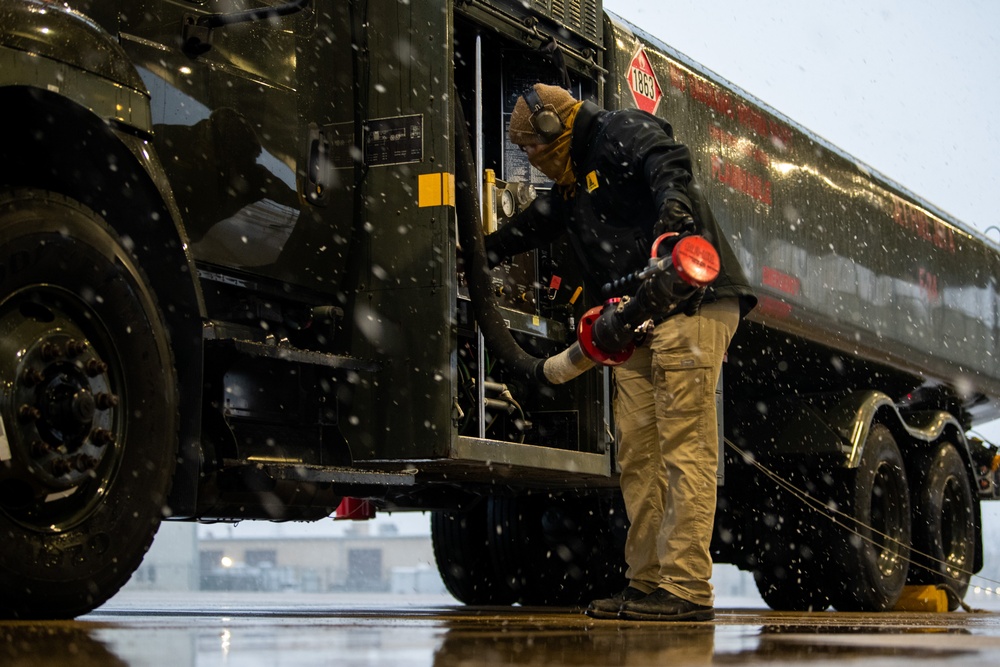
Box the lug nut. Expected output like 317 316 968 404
66 339 88 357
21 368 45 387
91 428 116 446
85 359 109 377
74 453 99 472
95 393 120 410
40 341 64 361
50 458 72 476
18 404 42 422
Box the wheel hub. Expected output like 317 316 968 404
0 295 121 520
16 334 117 490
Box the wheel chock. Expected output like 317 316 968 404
893 585 949 612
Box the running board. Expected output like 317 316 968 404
205 337 377 372
451 436 612 477
222 459 417 487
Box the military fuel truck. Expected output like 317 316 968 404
1 0 998 618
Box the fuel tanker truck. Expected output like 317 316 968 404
1 0 999 618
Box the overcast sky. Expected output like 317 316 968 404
603 0 1000 241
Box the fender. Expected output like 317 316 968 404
766 390 971 469
818 391 968 468
0 0 151 133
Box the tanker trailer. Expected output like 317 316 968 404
602 15 1000 611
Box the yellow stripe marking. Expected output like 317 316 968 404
418 172 455 208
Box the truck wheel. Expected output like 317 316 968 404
751 482 832 611
829 424 911 611
754 566 829 611
753 516 831 612
431 500 516 605
486 494 626 606
907 442 975 609
0 190 177 618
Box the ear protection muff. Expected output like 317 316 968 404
523 85 565 143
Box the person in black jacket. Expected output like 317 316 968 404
486 83 756 621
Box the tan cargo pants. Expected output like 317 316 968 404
612 298 740 606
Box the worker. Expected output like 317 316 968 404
485 83 757 621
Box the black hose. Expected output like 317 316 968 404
454 102 549 385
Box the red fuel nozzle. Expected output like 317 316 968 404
576 299 635 366
671 235 720 287
575 235 720 367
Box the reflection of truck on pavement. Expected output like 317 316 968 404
1 0 998 618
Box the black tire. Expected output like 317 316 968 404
754 566 830 612
487 493 627 606
751 476 832 611
0 190 178 619
907 442 975 609
753 513 831 612
829 424 911 611
431 500 517 605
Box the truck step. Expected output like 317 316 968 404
205 337 377 372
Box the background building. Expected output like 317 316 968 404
124 516 446 596
122 504 1000 608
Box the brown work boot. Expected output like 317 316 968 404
619 588 715 622
584 586 648 619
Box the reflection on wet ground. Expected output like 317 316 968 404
2 592 1000 666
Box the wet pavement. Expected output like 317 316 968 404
2 592 1000 666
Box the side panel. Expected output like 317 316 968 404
605 16 1000 415
120 0 458 462
332 0 458 460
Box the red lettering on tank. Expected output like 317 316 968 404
758 295 793 318
767 119 794 148
736 103 768 138
709 125 770 167
671 57 794 151
891 197 956 254
690 77 735 119
668 63 687 92
711 154 773 206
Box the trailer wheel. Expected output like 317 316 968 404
829 424 911 611
431 500 517 605
752 511 831 612
0 190 177 619
907 442 975 609
486 494 626 606
754 566 830 611
751 478 832 611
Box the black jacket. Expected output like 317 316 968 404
486 101 757 319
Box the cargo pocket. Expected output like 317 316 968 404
652 360 713 417
650 316 713 417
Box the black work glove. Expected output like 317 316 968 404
683 286 707 316
654 199 697 237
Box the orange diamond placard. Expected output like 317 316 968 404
628 47 662 114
